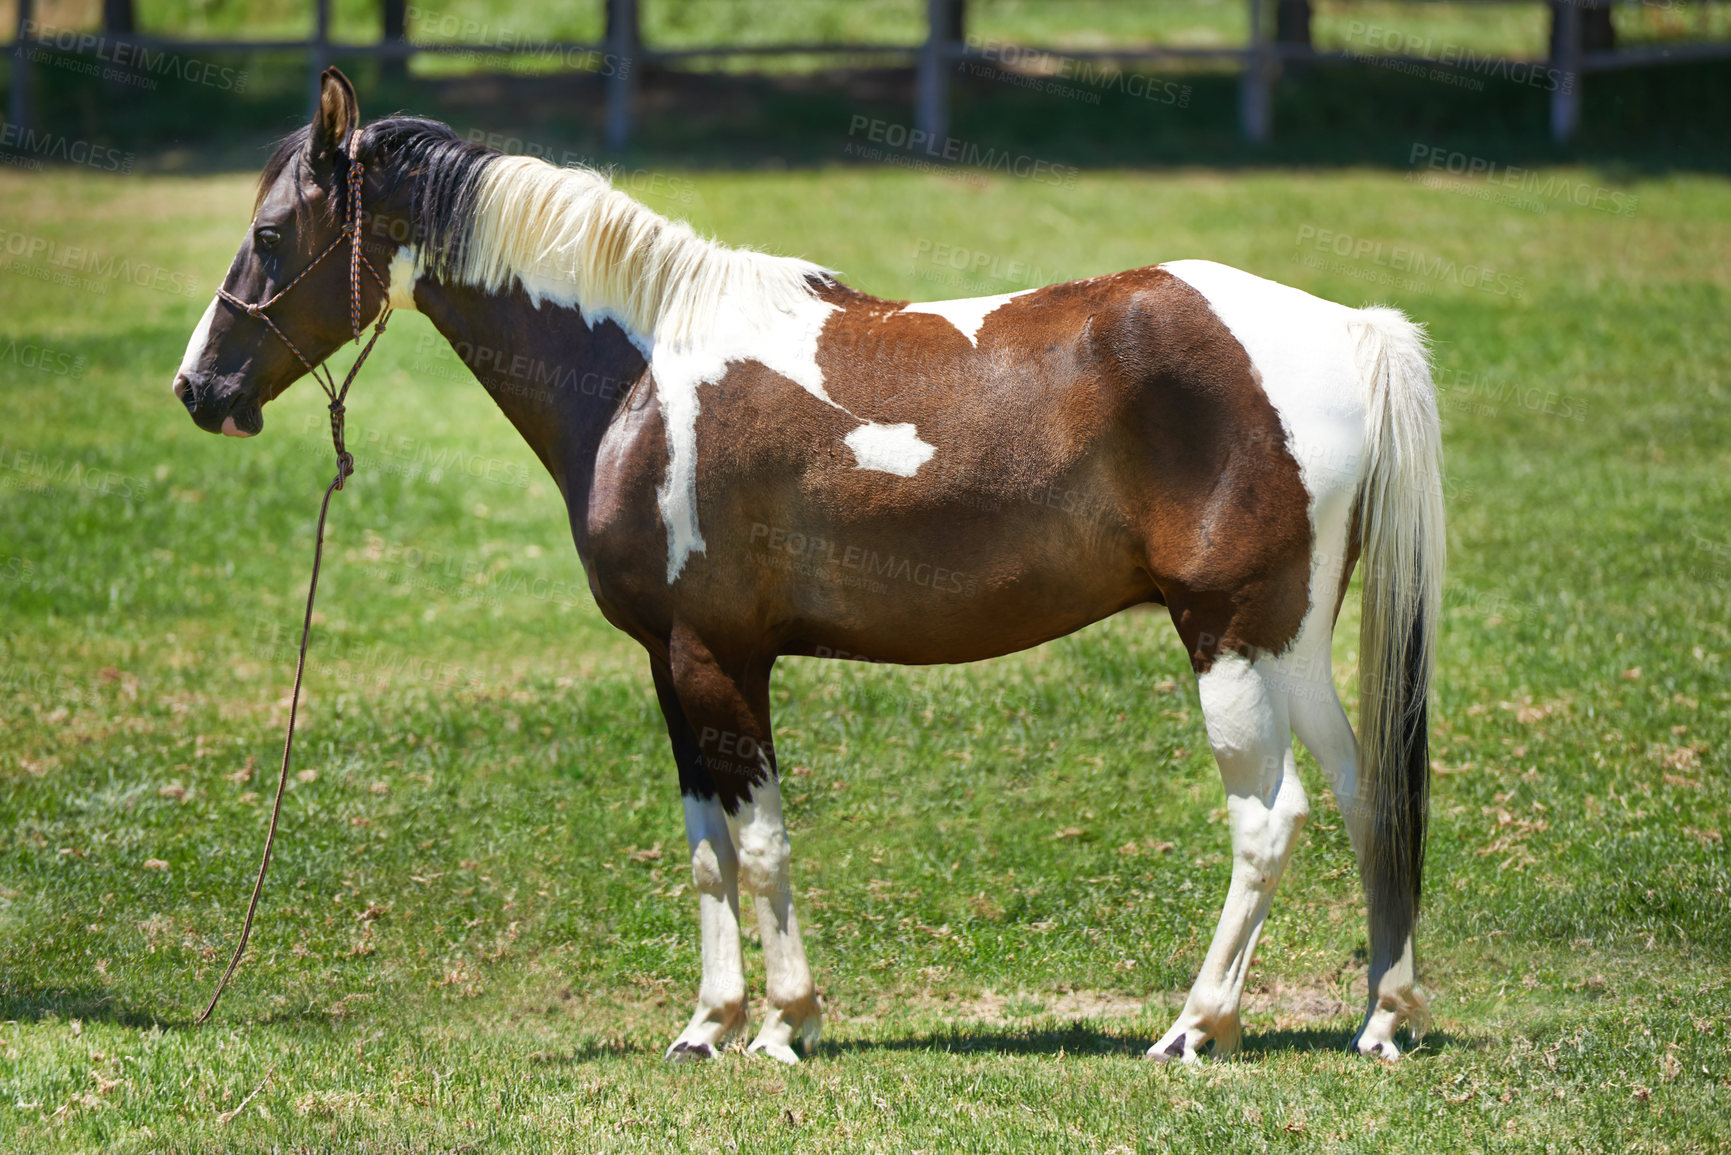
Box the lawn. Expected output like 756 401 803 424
1 150 1728 1151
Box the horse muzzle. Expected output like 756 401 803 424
175 371 263 437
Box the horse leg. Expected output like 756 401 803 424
652 660 749 1061
735 772 821 1064
1150 650 1309 1062
667 625 821 1065
1285 646 1430 1059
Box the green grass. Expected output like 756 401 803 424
2 155 1729 1151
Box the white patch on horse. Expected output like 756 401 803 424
843 422 935 477
510 270 655 360
492 268 844 581
1161 260 1437 669
899 290 1030 346
386 247 420 311
648 294 840 580
175 295 221 384
455 156 842 582
1160 261 1364 516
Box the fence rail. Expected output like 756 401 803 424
8 0 1731 150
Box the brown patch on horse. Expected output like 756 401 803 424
679 267 1314 674
1077 270 1314 670
403 262 1311 687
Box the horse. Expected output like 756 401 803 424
174 69 1444 1065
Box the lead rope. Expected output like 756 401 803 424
197 131 391 1025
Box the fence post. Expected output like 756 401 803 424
1550 1 1582 143
604 0 639 150
943 0 966 43
382 0 408 82
102 0 137 99
1240 0 1271 142
916 0 951 144
309 0 331 122
8 0 34 138
102 0 136 37
1274 0 1311 48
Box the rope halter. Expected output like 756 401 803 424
214 128 393 487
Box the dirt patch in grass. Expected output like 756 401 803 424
838 980 1352 1029
940 989 1148 1022
1242 979 1356 1029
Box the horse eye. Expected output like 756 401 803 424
254 227 282 252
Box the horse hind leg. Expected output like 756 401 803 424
1284 646 1430 1059
1150 649 1309 1062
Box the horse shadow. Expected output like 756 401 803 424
818 1021 1478 1061
1240 1024 1481 1058
0 984 372 1033
0 985 390 1034
0 985 1479 1063
0 985 165 1029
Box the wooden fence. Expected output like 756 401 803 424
7 0 1730 148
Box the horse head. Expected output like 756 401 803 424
173 69 391 437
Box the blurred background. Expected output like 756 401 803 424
5 0 1730 168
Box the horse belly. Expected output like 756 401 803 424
754 507 1155 665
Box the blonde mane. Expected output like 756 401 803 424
448 156 830 348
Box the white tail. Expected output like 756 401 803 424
1351 305 1445 1044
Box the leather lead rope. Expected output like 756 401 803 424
197 129 391 1025
195 465 344 1026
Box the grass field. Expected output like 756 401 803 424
2 146 1730 1150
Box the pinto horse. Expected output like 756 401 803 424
175 70 1444 1064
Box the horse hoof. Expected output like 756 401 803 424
1353 1036 1402 1062
1146 1036 1200 1064
747 1039 801 1065
664 1040 718 1063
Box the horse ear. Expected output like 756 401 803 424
310 67 359 167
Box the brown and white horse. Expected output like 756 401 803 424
175 71 1444 1064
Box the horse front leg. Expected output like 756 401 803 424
668 624 821 1064
653 662 748 1061
734 775 821 1064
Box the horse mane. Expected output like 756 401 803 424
353 117 830 349
255 126 313 217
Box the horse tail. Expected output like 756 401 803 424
1351 305 1444 1016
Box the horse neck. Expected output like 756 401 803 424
409 276 648 545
